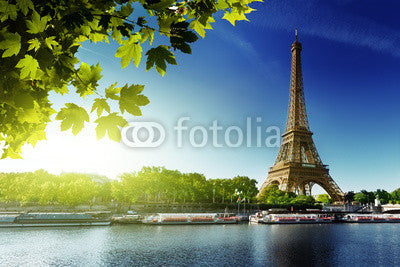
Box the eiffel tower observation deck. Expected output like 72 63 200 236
259 31 344 202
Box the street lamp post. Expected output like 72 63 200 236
213 188 215 204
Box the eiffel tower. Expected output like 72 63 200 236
259 32 344 202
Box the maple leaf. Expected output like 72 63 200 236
0 1 17 22
105 82 121 100
190 17 215 38
55 103 89 135
72 62 103 98
15 54 39 79
91 98 111 117
222 6 253 26
95 113 127 141
0 32 21 57
27 38 41 52
16 0 34 16
146 45 177 76
140 27 155 45
45 36 58 50
115 34 142 68
119 84 150 116
26 11 49 34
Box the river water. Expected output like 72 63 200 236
1 223 399 266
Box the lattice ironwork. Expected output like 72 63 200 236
258 35 344 202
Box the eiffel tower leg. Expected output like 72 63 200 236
315 175 344 202
299 185 306 195
307 182 314 195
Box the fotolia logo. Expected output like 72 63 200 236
121 117 281 148
121 122 166 148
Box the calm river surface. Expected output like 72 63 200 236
1 223 400 266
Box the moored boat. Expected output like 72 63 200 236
142 213 238 225
271 214 318 224
343 214 373 223
112 214 142 224
343 214 400 223
249 212 265 224
0 213 111 227
255 213 334 224
387 216 400 223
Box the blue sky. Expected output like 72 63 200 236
1 0 399 193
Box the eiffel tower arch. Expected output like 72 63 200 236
258 33 344 202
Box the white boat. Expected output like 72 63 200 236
249 212 267 224
142 213 238 225
257 213 334 224
342 214 400 223
387 215 400 223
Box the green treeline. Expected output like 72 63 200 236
1 168 399 206
257 185 400 205
256 185 316 205
0 167 258 205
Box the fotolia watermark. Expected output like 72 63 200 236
121 117 281 148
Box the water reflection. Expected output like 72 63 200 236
1 224 400 266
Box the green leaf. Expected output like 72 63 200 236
222 8 250 26
27 38 41 52
55 103 89 135
0 1 17 22
147 0 174 12
91 98 111 117
26 11 49 34
95 113 127 141
119 84 150 116
216 0 229 10
157 14 175 37
145 45 177 76
0 32 21 57
1 147 22 159
190 17 215 38
170 22 198 54
18 108 41 123
190 20 206 38
26 127 47 147
105 82 121 100
45 36 58 50
16 0 34 16
72 62 103 98
115 34 142 68
53 85 68 95
118 4 134 17
15 54 39 79
140 27 155 45
14 92 35 109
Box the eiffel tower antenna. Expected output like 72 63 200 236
295 28 298 41
258 35 344 202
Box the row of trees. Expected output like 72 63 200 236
346 189 400 205
1 169 399 206
0 170 111 206
116 167 259 204
0 168 258 206
258 185 400 205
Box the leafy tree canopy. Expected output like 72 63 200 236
391 188 400 204
375 189 391 205
257 184 297 204
0 167 260 205
315 194 331 204
0 0 259 158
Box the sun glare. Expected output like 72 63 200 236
7 123 125 178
